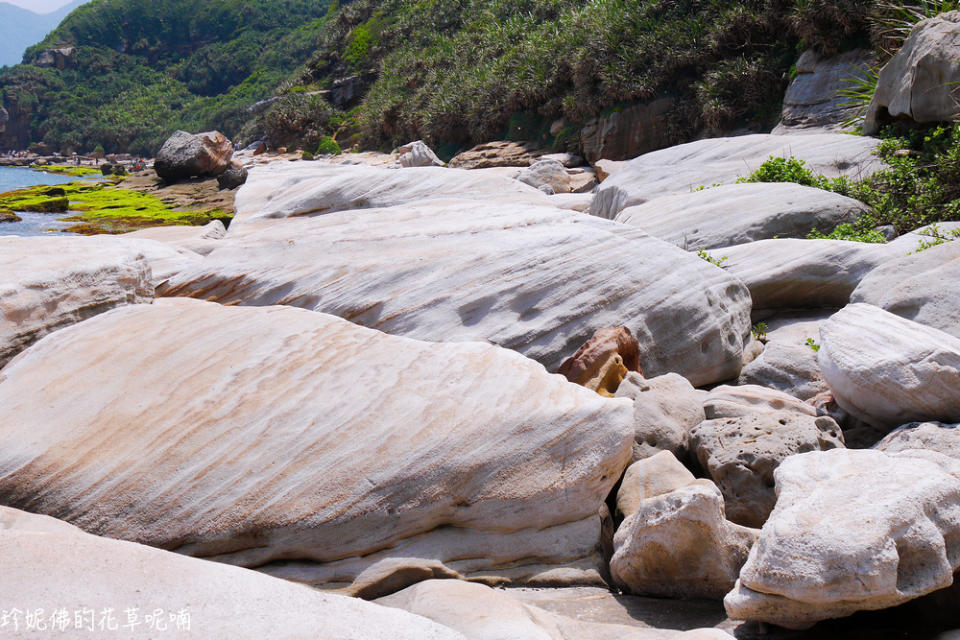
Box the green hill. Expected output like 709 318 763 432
0 0 332 155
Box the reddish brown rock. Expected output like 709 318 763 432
448 141 547 169
558 327 641 396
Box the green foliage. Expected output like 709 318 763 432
302 151 315 160
752 322 769 342
739 156 829 188
696 249 728 267
316 135 341 155
805 337 821 352
807 223 888 243
910 222 960 252
1 0 331 155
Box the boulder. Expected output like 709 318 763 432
0 236 154 368
230 163 551 227
775 49 877 132
0 507 463 640
0 298 634 594
0 209 20 223
518 159 573 194
709 238 892 310
154 130 234 182
217 161 249 190
123 220 227 257
851 239 960 339
703 384 818 420
594 159 626 182
724 449 960 629
557 326 641 397
614 373 705 462
737 343 825 401
378 579 682 640
689 408 844 527
864 11 960 134
610 480 759 599
614 183 870 251
616 451 696 519
580 98 676 163
396 140 445 168
818 303 960 429
590 133 882 219
448 141 547 169
874 421 960 459
162 200 752 386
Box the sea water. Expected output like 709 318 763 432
0 166 89 236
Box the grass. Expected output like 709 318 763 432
0 181 232 234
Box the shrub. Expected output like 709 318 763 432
316 135 341 155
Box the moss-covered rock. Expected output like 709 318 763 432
0 209 21 223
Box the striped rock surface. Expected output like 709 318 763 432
589 133 881 219
818 303 960 429
162 200 752 386
231 162 551 228
0 298 633 595
0 507 464 640
0 235 154 368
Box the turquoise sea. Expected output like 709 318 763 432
0 166 87 236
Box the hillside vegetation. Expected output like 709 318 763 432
0 0 331 155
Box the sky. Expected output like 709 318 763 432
4 0 76 13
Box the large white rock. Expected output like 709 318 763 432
874 421 960 459
232 163 551 227
0 298 633 595
611 480 758 599
725 449 960 629
378 579 682 640
123 220 227 256
851 239 960 339
0 235 154 368
864 11 960 134
590 133 881 219
614 183 869 250
616 451 697 519
0 507 464 640
162 200 752 385
737 311 831 401
818 303 960 429
710 238 890 310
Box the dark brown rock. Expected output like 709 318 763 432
580 98 675 163
155 130 234 183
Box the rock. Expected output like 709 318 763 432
0 236 155 368
0 298 634 594
396 140 445 168
851 239 960 339
875 421 960 459
738 342 825 401
689 408 844 527
163 200 753 386
557 326 641 397
611 480 759 599
0 507 464 640
518 159 573 194
614 183 870 251
703 384 818 420
540 152 584 168
590 133 882 219
864 11 960 134
580 98 675 163
775 49 877 132
809 389 890 448
616 451 696 519
547 192 594 212
21 196 68 213
154 130 234 183
100 163 114 176
710 238 891 310
0 209 20 223
594 159 626 182
112 164 127 176
217 161 249 190
448 141 547 169
378 579 679 640
819 303 960 429
614 373 705 462
123 220 227 257
724 448 960 629
33 46 75 69
230 163 551 227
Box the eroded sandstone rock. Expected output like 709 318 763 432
154 130 233 182
611 480 758 599
725 449 960 629
558 327 641 397
614 373 705 461
0 299 634 594
874 421 960 459
818 303 960 429
0 507 464 640
616 451 696 519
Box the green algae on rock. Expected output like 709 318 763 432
0 181 232 234
30 164 104 178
